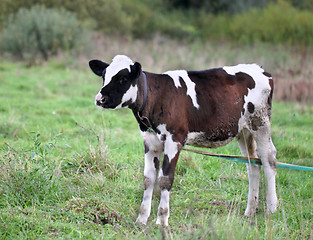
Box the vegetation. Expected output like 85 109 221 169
1 1 313 46
0 0 312 238
1 5 87 62
0 38 312 238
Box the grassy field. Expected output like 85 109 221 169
0 40 313 239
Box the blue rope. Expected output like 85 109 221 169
183 148 313 172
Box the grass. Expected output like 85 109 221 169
0 40 313 239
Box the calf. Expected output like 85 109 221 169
89 55 278 226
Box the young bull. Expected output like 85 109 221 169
89 55 278 226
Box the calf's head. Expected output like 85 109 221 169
89 55 141 109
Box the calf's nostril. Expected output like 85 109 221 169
102 96 109 103
95 95 109 106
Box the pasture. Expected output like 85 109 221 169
0 38 313 239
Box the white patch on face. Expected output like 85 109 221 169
95 92 102 105
103 55 134 87
163 70 199 109
115 85 138 109
157 124 179 161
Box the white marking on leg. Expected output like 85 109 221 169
163 70 199 109
156 189 170 226
136 132 163 225
263 163 278 214
245 164 261 216
155 125 182 226
157 124 179 161
141 131 164 153
237 132 260 217
270 138 277 157
136 153 156 225
254 128 278 214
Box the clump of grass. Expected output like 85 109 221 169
65 197 121 226
68 121 125 180
0 139 62 208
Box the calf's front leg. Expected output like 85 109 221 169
136 132 163 225
156 138 182 226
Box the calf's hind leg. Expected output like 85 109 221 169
237 130 261 217
253 123 278 214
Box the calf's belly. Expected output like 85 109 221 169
185 132 235 149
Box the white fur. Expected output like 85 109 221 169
163 70 199 109
96 55 137 109
104 55 133 87
156 124 180 226
157 124 179 161
137 125 180 226
141 131 164 153
136 131 163 225
223 64 277 214
115 85 138 109
223 64 272 132
156 190 170 226
254 130 278 214
95 92 102 105
237 131 260 216
223 64 271 115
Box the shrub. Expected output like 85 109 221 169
1 5 85 61
227 1 313 45
196 1 313 46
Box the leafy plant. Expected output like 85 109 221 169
1 5 85 62
0 132 64 208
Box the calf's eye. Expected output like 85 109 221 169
120 77 127 84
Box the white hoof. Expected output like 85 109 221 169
156 217 168 227
267 194 278 214
136 215 148 225
244 207 257 217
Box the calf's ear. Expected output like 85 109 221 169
89 60 109 76
131 62 142 79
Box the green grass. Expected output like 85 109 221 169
0 58 312 239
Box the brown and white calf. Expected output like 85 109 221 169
89 55 278 226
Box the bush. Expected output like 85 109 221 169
195 1 313 46
1 1 313 49
227 1 313 45
0 0 160 38
1 5 85 61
